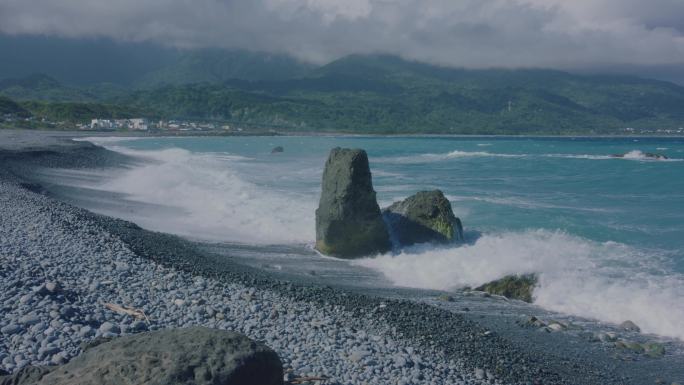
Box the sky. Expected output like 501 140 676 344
1 0 684 79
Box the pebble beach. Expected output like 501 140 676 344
0 130 681 385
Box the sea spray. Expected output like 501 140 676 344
86 146 316 244
354 230 684 340
73 136 684 342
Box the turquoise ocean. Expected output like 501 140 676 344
75 136 684 341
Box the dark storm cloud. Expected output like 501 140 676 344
1 0 684 71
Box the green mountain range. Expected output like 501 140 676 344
138 49 314 87
2 52 684 134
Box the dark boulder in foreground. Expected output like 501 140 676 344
315 148 391 258
476 274 538 303
271 146 284 154
0 366 51 385
383 190 464 246
1 327 283 385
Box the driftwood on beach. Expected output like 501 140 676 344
103 303 149 322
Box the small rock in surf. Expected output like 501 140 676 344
475 274 538 303
610 151 668 160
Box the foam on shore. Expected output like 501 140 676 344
355 230 684 341
75 145 316 244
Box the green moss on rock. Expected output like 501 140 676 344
644 342 666 358
475 274 538 303
315 148 391 258
383 190 464 246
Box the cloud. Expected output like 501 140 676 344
1 0 683 71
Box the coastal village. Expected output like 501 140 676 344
87 118 242 132
0 113 246 132
3 113 684 135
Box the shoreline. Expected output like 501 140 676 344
3 127 684 140
0 130 681 385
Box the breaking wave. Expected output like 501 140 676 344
354 230 684 340
545 150 681 161
80 145 316 244
376 148 681 164
377 150 525 164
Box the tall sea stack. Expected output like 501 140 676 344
315 148 391 258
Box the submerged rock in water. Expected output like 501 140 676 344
271 146 284 154
615 340 646 354
611 152 668 160
644 342 666 358
383 190 464 246
619 320 641 333
315 148 391 258
475 274 538 303
1 327 283 385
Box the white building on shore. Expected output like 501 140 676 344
129 118 149 130
90 118 149 130
90 119 113 129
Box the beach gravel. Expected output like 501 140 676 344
0 131 662 385
0 167 484 384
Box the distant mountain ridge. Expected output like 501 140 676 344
138 49 315 87
0 96 30 117
118 54 684 133
0 74 101 102
2 52 684 134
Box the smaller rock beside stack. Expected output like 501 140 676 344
383 190 464 246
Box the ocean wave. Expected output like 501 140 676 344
83 145 316 244
544 154 614 160
377 149 682 164
545 150 682 162
376 150 525 164
446 194 614 213
353 230 684 340
74 136 144 144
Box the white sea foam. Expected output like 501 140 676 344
86 146 316 244
544 154 614 160
74 136 143 144
376 148 682 164
621 150 658 160
544 150 681 161
446 194 613 213
377 150 525 164
354 230 684 340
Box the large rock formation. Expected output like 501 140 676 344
383 190 464 246
315 148 391 258
0 327 283 385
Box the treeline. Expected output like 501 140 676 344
20 101 149 122
3 54 684 134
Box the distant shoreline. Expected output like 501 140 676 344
2 127 684 142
